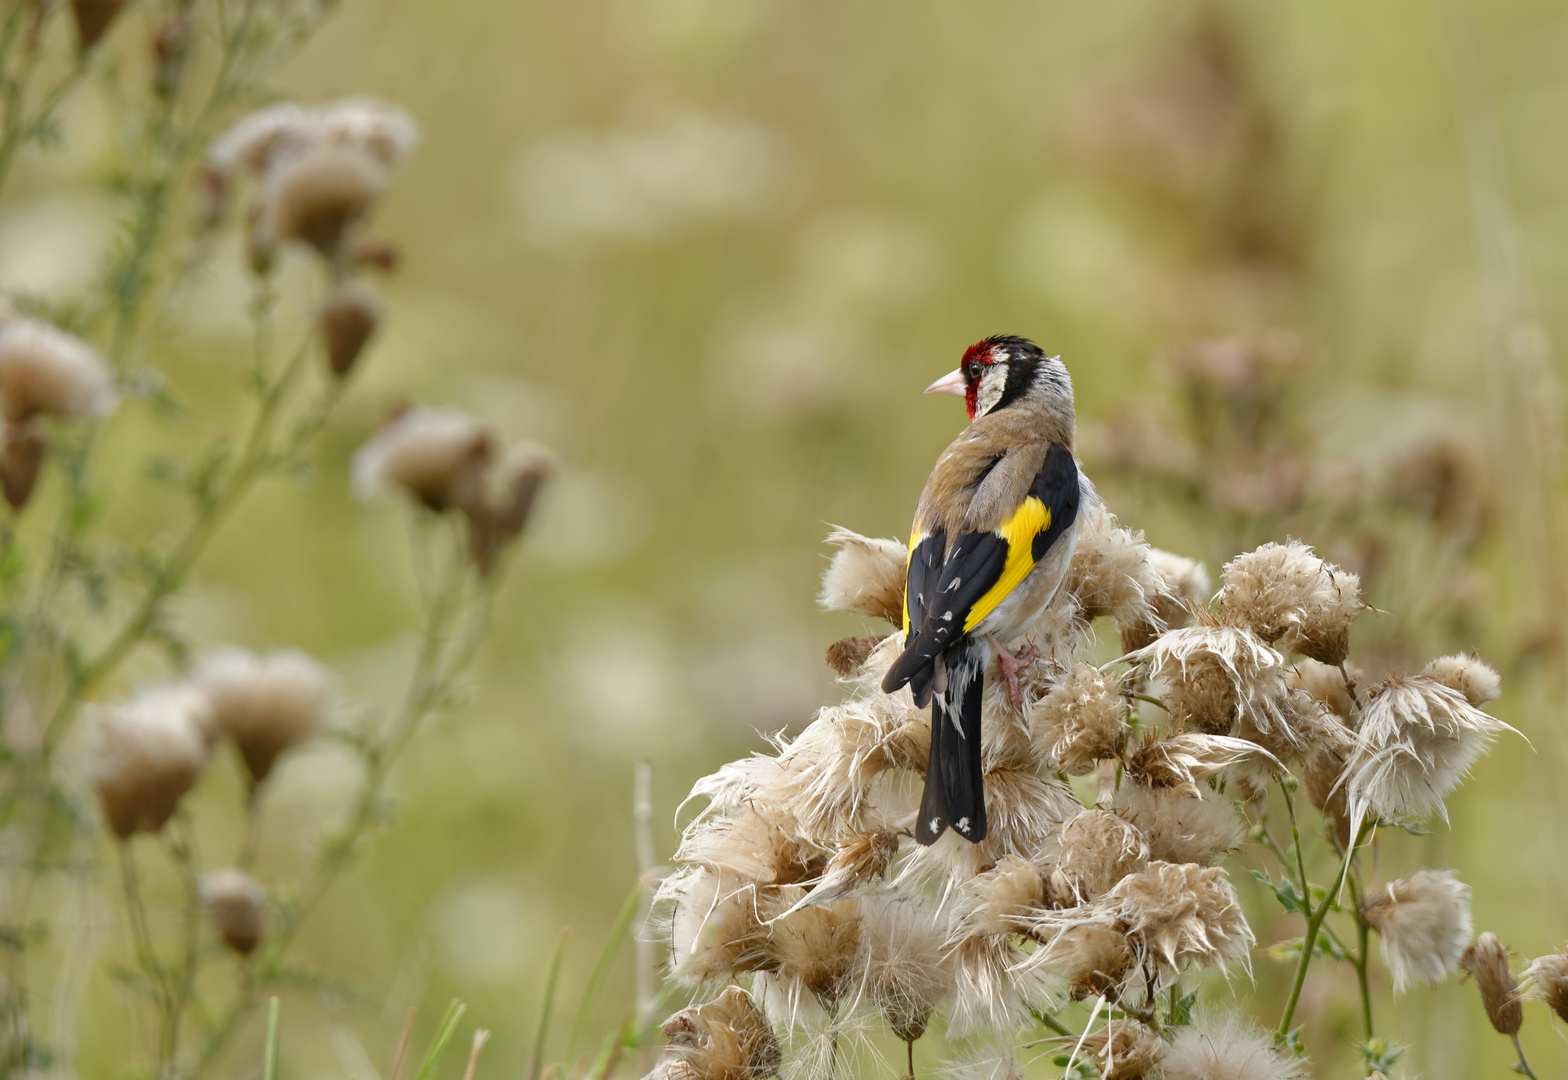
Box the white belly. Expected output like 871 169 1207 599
971 517 1081 645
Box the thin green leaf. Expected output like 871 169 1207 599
412 1000 467 1080
262 997 281 1080
568 881 642 1054
528 930 570 1080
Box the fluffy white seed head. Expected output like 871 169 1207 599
660 985 781 1080
210 97 418 179
1361 869 1472 993
1073 1019 1166 1080
1160 1014 1307 1080
946 935 1052 1038
1045 809 1149 904
1421 654 1502 707
1217 540 1363 665
199 868 266 955
1117 786 1244 867
951 855 1047 939
1520 948 1568 1022
1067 502 1168 645
818 529 906 625
197 648 331 786
851 888 952 1041
659 867 770 988
86 686 213 839
1147 547 1210 630
1029 662 1127 775
352 406 494 512
0 318 115 423
258 143 389 258
1124 733 1282 799
1131 625 1295 742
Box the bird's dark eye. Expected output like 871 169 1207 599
965 362 983 381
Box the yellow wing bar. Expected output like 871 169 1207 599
961 497 1051 632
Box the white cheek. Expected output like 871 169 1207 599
975 373 1004 415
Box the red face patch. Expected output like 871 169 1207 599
960 340 996 419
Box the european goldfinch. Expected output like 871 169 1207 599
883 336 1084 845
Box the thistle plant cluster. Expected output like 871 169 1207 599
0 3 543 1077
645 495 1558 1080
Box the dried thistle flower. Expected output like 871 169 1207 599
1216 540 1363 665
757 888 862 1009
1130 624 1294 741
1344 675 1515 833
199 868 266 955
1035 922 1140 1002
660 868 770 987
1046 809 1148 904
465 447 554 574
1 420 47 510
798 829 900 907
1421 653 1501 707
197 649 331 787
824 635 884 676
675 809 819 887
1285 658 1357 722
852 888 952 1042
260 143 389 259
819 528 906 624
1029 662 1127 775
1147 548 1210 631
1067 502 1167 645
352 406 493 512
1073 1018 1166 1080
1361 869 1472 993
947 934 1051 1037
1520 948 1568 1022
1160 1014 1306 1080
87 686 214 839
661 985 780 1080
1124 733 1281 798
209 98 418 198
319 284 383 378
0 318 116 423
1460 932 1521 1035
952 855 1046 938
1117 786 1243 866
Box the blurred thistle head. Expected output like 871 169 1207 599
0 318 116 424
260 143 390 261
1 420 48 510
1216 541 1363 665
1116 785 1244 866
1070 1018 1165 1080
1460 932 1521 1036
1343 673 1516 835
198 868 266 956
1045 809 1149 904
196 649 331 788
1129 623 1294 742
1159 1013 1307 1080
853 888 952 1042
318 283 384 379
465 445 554 575
1520 948 1568 1022
1361 869 1472 994
818 528 906 625
659 985 780 1080
352 405 494 513
86 686 214 839
1029 662 1127 775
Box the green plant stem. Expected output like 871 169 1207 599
1029 1007 1074 1039
159 817 203 1079
1278 827 1365 1035
117 844 170 1016
1346 869 1374 1040
1511 1033 1539 1080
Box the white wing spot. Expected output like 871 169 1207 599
941 611 953 622
955 816 971 834
946 578 962 591
928 817 941 834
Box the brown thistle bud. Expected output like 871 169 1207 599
1460 932 1522 1035
824 635 883 676
0 317 116 423
318 284 383 378
199 868 266 955
70 0 126 52
465 449 553 574
1 420 47 510
1362 869 1472 993
87 687 213 839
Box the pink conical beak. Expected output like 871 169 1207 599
925 369 966 396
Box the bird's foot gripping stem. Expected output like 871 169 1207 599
987 635 1040 710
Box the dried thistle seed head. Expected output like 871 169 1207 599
756 888 861 1008
1066 501 1167 641
1124 733 1281 799
1160 1014 1307 1080
1 420 47 510
197 649 331 787
1460 932 1521 1035
675 809 820 886
318 284 383 378
1117 786 1243 867
952 855 1047 938
209 103 313 178
1421 653 1501 707
1029 662 1127 775
70 0 126 51
198 868 266 955
1520 948 1568 1022
947 934 1051 1037
1131 624 1293 741
1034 922 1139 1002
0 318 116 423
1301 739 1352 850
854 888 952 1041
1046 809 1148 904
1146 548 1210 630
1344 675 1516 834
824 635 884 676
818 528 907 624
1362 869 1472 993
660 868 770 986
210 98 418 187
352 406 494 512
661 986 780 1080
1216 540 1363 665
902 767 1081 885
1285 658 1357 723
1104 861 1254 982
466 447 554 574
798 828 900 907
1075 1018 1166 1080
87 686 214 839
261 144 389 259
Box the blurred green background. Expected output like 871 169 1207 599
8 0 1568 1076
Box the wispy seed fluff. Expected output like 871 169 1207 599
659 867 770 987
1046 809 1148 904
1520 948 1568 1022
818 528 907 625
1124 733 1282 799
852 888 952 1042
1343 674 1515 834
86 686 213 839
1072 1019 1165 1080
1147 548 1210 629
1029 662 1127 775
1216 540 1363 665
197 649 331 787
1460 932 1522 1035
1421 653 1502 707
1160 1014 1307 1080
352 406 494 513
0 318 116 423
1129 624 1295 742
659 985 781 1080
1066 501 1168 648
952 855 1046 939
199 868 266 955
1361 869 1473 993
1116 786 1244 867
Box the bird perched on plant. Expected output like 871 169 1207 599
882 336 1084 845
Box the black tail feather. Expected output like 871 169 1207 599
914 643 988 845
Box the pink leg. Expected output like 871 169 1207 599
987 635 1040 710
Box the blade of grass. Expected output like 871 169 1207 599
589 1010 637 1080
262 998 281 1080
527 930 571 1080
391 1007 419 1080
462 1030 491 1080
412 1000 468 1080
568 881 642 1054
